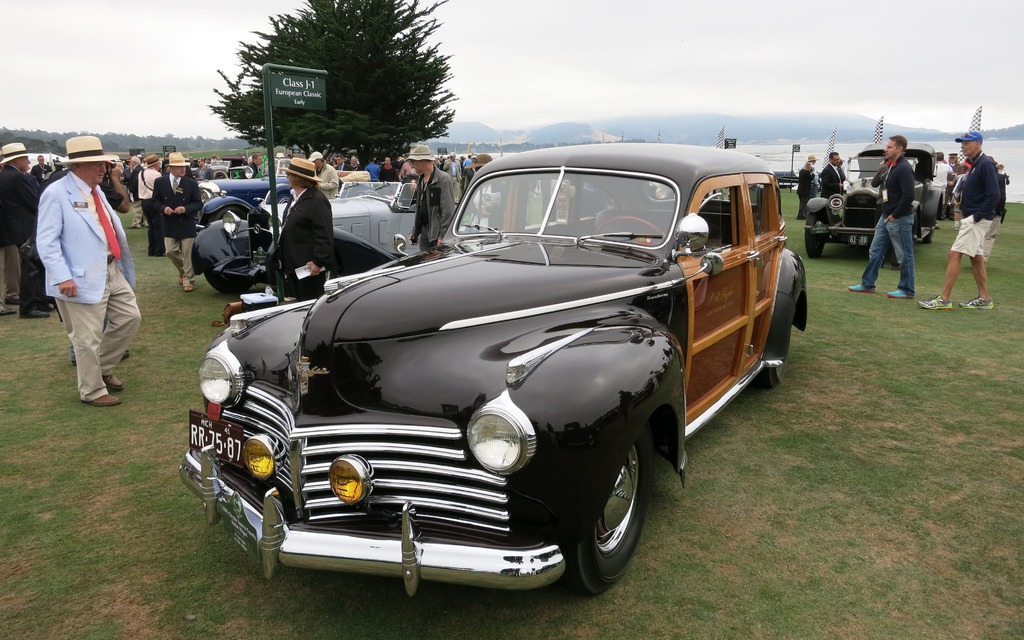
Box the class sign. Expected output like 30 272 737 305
268 73 326 110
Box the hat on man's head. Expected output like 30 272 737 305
406 144 434 161
143 153 160 166
167 152 189 167
1 142 30 164
283 157 321 182
955 131 983 143
468 153 493 170
64 136 119 164
308 151 324 162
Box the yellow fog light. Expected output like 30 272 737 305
329 455 373 505
243 435 275 479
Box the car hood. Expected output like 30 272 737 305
307 239 672 343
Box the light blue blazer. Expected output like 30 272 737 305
36 174 136 304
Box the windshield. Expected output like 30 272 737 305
455 171 678 247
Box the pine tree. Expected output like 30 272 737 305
212 0 455 162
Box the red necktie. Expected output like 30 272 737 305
92 187 121 260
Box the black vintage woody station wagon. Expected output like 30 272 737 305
181 143 808 596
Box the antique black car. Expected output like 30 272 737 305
181 144 808 595
192 182 415 293
804 142 940 258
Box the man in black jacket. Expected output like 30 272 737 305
153 152 202 291
0 142 50 317
848 135 916 299
820 152 846 198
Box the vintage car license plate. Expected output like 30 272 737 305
188 409 244 467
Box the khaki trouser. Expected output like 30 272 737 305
983 216 1001 262
164 236 196 285
2 244 20 302
129 199 147 227
55 260 141 402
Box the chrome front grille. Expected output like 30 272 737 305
221 384 296 495
294 422 511 533
220 386 511 534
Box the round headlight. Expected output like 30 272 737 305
329 456 372 504
243 435 275 479
222 211 240 236
467 391 536 475
198 343 243 406
199 357 232 404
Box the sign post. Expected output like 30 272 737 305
724 138 737 149
261 63 327 300
791 144 801 173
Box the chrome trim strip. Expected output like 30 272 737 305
302 477 505 502
292 423 462 440
302 441 466 461
441 280 677 331
365 494 509 520
369 459 507 486
180 449 563 594
683 361 765 438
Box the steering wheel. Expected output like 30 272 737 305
596 215 664 237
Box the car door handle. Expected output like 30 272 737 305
746 250 762 267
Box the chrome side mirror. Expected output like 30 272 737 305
675 212 709 254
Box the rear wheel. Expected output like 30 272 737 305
564 427 653 594
755 356 788 389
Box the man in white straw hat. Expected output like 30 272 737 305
153 152 202 291
36 136 141 407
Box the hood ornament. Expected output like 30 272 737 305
298 356 329 395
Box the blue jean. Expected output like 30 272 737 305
860 214 915 296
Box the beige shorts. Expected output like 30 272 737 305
950 216 992 257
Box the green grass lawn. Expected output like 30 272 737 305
1 197 1021 640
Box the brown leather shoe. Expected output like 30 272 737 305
102 374 124 391
82 394 121 407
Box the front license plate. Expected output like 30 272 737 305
188 409 245 467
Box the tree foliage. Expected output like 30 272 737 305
211 0 455 163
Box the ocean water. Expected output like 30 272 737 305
741 140 1023 203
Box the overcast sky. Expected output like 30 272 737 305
3 0 1019 142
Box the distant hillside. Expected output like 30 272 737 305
431 114 1024 149
0 128 251 154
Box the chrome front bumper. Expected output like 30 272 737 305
180 447 565 596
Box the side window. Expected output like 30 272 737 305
748 184 764 236
697 187 736 249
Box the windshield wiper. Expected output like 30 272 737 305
576 232 663 246
464 224 504 239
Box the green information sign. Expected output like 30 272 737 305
268 73 327 111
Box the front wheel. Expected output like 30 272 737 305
804 227 826 258
564 427 653 595
204 271 255 294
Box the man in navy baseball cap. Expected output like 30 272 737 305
954 131 983 143
919 130 999 310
